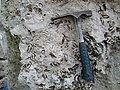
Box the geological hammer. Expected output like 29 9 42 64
51 10 93 81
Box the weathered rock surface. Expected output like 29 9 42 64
0 44 4 58
0 0 120 90
0 27 7 89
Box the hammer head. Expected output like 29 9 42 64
51 10 92 21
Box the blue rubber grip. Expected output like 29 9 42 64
3 81 8 90
79 42 93 81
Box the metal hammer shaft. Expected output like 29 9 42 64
74 17 93 81
51 10 93 81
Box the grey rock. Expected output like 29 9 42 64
0 0 120 90
0 44 4 59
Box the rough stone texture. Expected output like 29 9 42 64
0 44 4 58
0 24 7 59
0 23 8 89
0 0 120 90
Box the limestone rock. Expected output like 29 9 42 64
0 0 120 90
0 44 4 59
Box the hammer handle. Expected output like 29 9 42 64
3 80 8 90
79 42 93 81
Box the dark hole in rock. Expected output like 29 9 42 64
49 52 57 58
103 4 107 11
49 86 55 89
41 50 45 54
15 10 21 16
82 0 88 2
93 68 102 73
43 14 46 16
27 4 32 12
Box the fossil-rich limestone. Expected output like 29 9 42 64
0 0 120 90
0 44 4 58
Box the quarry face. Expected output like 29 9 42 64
0 0 120 90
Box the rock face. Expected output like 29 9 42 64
0 0 120 90
0 28 7 89
0 44 4 58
